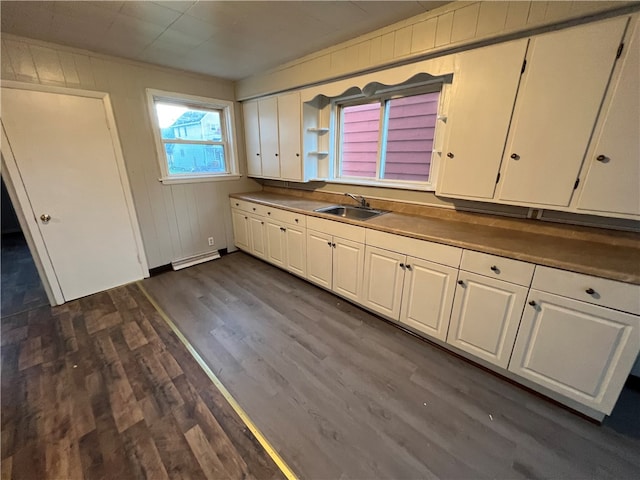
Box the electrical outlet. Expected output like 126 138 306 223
208 237 214 246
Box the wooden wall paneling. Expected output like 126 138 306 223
71 53 96 88
3 40 39 82
435 12 454 47
1 41 17 80
369 36 383 65
504 2 532 30
57 52 81 86
380 32 396 62
394 26 413 58
451 3 480 43
527 2 549 25
545 1 573 22
411 17 437 53
29 46 66 85
476 2 509 37
357 42 371 70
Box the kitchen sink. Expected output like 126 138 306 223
314 205 389 220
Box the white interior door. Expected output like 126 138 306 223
1 87 145 302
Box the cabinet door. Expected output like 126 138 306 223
362 246 406 320
437 39 528 200
447 272 527 368
258 97 280 178
332 237 364 303
399 257 458 341
509 290 640 414
265 221 286 268
278 92 302 181
497 17 627 206
231 209 250 250
248 215 267 259
306 229 332 289
242 100 262 176
285 224 306 278
577 19 640 217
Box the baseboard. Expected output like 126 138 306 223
171 250 221 271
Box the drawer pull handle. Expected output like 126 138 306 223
529 300 537 307
457 280 464 286
585 288 596 295
490 265 499 272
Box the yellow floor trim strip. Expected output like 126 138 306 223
137 282 298 480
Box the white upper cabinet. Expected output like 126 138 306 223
242 100 262 176
258 97 280 178
496 17 628 207
437 39 528 200
576 18 640 218
277 92 302 181
242 93 302 181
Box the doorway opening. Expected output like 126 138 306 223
1 174 48 317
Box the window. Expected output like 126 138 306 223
336 89 441 188
147 89 239 184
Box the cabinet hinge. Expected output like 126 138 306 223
496 172 501 184
616 43 624 59
574 178 580 190
521 59 527 74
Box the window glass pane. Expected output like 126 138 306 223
382 92 439 182
164 143 226 175
155 103 223 141
340 102 380 178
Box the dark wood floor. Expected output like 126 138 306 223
144 252 640 479
1 281 285 479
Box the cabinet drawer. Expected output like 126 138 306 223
532 266 640 315
264 206 306 227
229 198 268 216
366 229 461 268
307 216 365 243
460 250 534 286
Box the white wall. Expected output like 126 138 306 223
1 34 260 268
236 1 635 99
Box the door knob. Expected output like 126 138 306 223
40 214 51 224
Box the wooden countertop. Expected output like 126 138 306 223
230 191 640 285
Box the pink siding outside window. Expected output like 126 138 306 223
340 92 439 182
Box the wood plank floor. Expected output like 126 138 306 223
1 282 285 480
144 252 640 479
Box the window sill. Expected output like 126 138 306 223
319 177 436 192
159 174 242 185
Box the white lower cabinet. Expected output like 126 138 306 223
306 229 364 303
247 215 267 260
362 246 406 319
231 209 250 250
509 290 640 414
399 257 458 341
447 271 528 369
284 225 306 277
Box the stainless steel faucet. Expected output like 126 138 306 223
344 193 369 208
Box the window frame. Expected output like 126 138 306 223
146 89 240 184
332 83 445 191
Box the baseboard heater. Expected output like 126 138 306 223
171 250 221 271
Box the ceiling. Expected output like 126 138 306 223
1 1 450 80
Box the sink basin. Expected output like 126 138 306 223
314 205 389 220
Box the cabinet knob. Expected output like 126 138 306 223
596 155 608 163
295 218 299 223
256 153 260 156
244 216 248 220
280 227 286 232
252 207 256 211
529 300 537 307
332 243 336 248
457 280 464 286
585 288 596 295
235 202 239 206
261 221 264 225
327 241 332 246
446 152 454 158
275 153 279 156
510 153 520 160
399 263 405 269
490 265 499 272
406 264 412 270
267 211 271 215
296 153 300 157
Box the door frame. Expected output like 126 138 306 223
0 80 149 305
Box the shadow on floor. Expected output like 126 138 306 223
1 232 49 317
